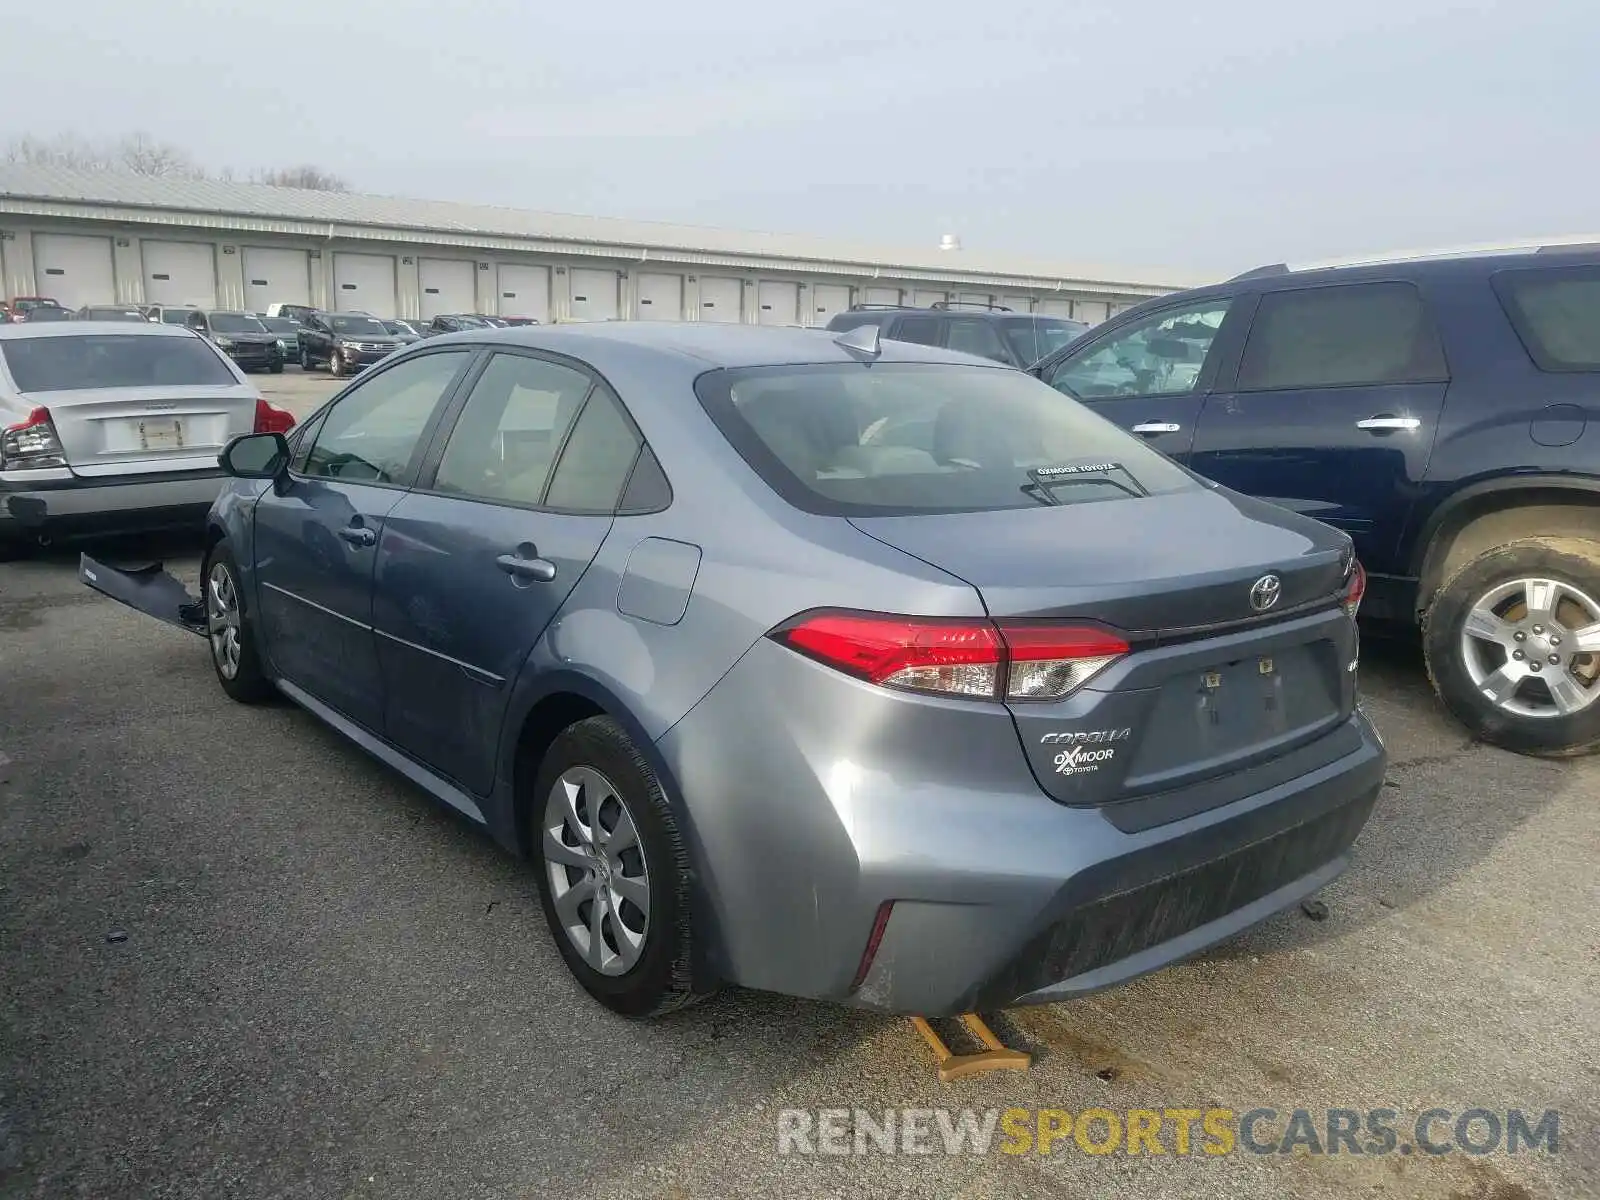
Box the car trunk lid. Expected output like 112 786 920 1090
29 384 260 475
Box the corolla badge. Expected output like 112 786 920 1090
1249 574 1282 612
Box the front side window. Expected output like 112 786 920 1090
432 353 595 506
1048 299 1232 400
1 334 238 392
1493 266 1600 371
1236 282 1447 391
697 362 1198 516
1002 318 1087 368
944 318 1010 363
302 351 470 484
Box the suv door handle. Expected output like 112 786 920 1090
1132 421 1181 434
336 525 377 547
496 549 557 584
1356 415 1421 432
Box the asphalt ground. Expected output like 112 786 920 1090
1 364 1595 1198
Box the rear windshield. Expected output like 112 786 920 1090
2 334 237 392
696 362 1198 516
209 313 267 333
1003 318 1087 366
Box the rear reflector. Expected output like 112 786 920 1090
850 901 895 990
253 397 296 434
772 611 1128 702
1343 560 1367 619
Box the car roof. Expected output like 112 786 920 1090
423 319 1012 369
0 320 199 340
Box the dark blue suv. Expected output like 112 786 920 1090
1033 244 1600 758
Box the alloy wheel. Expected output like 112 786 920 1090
541 766 650 976
206 561 243 680
1459 575 1600 718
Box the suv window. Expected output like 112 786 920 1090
1236 282 1447 391
1493 266 1600 372
696 362 1198 517
944 318 1010 363
432 353 595 506
892 316 941 346
1048 299 1232 399
302 350 470 484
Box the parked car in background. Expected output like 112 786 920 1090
296 311 401 376
143 304 202 326
75 305 152 322
385 319 429 340
6 297 65 323
1032 241 1600 757
257 316 304 361
182 310 284 374
500 316 540 326
19 306 73 323
81 322 1383 1019
381 320 422 346
423 314 493 336
266 303 318 325
826 302 1089 369
0 321 294 554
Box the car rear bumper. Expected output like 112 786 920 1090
0 468 224 541
657 638 1387 1015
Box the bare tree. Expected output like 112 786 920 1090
117 132 207 180
252 165 349 192
5 131 207 179
5 133 112 171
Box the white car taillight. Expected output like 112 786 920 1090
772 612 1129 702
1343 559 1367 619
0 406 67 469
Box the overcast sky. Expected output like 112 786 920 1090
2 0 1594 279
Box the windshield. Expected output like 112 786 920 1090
1003 318 1088 366
259 317 300 334
209 313 267 334
23 308 72 322
3 334 238 392
160 310 193 324
83 308 148 321
696 363 1198 516
382 322 411 335
330 315 389 336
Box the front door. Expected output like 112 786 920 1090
1189 280 1449 575
373 351 645 794
1040 295 1240 462
253 348 477 729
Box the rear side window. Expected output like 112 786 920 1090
944 318 1010 362
1 334 237 392
1236 282 1447 391
1493 266 1600 371
891 317 942 346
696 362 1198 516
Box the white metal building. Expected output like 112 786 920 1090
0 165 1199 326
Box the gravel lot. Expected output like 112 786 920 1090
1 365 1595 1198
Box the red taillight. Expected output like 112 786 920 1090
253 397 296 434
0 405 67 469
773 611 1128 702
6 406 52 433
1343 560 1367 619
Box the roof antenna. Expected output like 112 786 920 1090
834 322 881 359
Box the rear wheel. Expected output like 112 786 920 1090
1424 536 1600 757
300 345 314 371
530 717 710 1018
203 542 274 704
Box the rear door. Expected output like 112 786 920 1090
372 350 646 793
1038 295 1240 462
1189 280 1449 575
252 348 477 730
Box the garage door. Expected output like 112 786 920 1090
333 253 397 316
757 281 799 326
569 269 619 322
497 263 550 323
31 234 115 308
998 294 1032 313
912 289 947 308
1074 300 1110 324
810 283 852 326
635 272 682 321
956 291 991 308
141 241 217 309
863 286 901 306
418 258 476 320
1037 298 1073 318
242 247 310 314
698 277 742 323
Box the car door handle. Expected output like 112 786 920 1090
1356 415 1421 432
1132 421 1181 434
336 525 377 547
496 551 557 583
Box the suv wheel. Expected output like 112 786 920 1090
328 350 346 378
530 716 711 1018
299 345 313 370
1424 536 1600 757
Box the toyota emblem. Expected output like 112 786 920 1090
1250 574 1283 612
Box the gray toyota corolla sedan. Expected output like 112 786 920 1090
82 321 1386 1019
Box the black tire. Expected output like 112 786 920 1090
300 345 313 371
530 716 711 1018
201 541 275 704
328 352 345 379
269 360 284 375
1424 535 1600 757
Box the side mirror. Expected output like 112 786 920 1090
220 432 289 479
